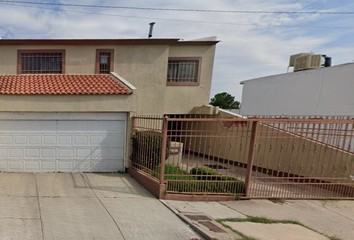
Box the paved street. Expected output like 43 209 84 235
0 173 200 240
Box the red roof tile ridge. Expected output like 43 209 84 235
0 74 132 95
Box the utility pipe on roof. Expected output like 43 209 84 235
148 22 155 38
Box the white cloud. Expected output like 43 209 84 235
0 0 353 101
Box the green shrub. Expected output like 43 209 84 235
168 180 245 194
190 167 239 181
142 164 245 194
131 131 170 169
143 164 195 180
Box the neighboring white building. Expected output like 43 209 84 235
239 63 354 116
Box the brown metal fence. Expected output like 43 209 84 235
130 115 354 200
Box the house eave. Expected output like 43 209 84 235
0 38 219 46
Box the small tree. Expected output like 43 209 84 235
210 92 240 109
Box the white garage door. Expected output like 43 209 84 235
0 113 126 172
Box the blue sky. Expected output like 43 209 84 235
0 0 354 101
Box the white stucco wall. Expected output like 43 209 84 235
240 63 354 116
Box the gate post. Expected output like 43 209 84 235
244 120 259 198
160 116 169 184
130 115 137 169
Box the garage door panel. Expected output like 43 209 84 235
58 161 74 171
91 161 109 171
25 149 40 158
29 136 41 145
42 161 56 171
0 149 7 157
58 149 74 158
76 148 90 158
1 136 13 145
43 122 57 131
0 121 13 131
107 148 124 159
111 160 123 170
100 137 119 147
0 113 126 172
90 136 103 145
0 161 6 169
43 135 57 145
58 121 72 132
89 122 104 131
41 149 56 158
28 121 42 131
12 121 27 131
25 161 40 170
75 161 91 172
74 136 89 145
104 121 125 132
9 148 24 158
72 121 88 132
58 135 72 145
14 136 27 145
9 161 23 170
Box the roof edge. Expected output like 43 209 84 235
0 38 219 46
239 62 354 85
110 72 137 92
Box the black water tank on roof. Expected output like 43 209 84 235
323 55 332 67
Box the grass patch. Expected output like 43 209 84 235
217 216 343 240
217 221 259 240
328 237 343 240
218 216 302 226
143 164 193 180
143 164 245 194
268 198 286 204
320 199 339 207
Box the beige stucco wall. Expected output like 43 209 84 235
164 45 216 114
0 43 216 115
0 94 137 112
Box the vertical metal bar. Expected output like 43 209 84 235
160 116 169 184
130 116 136 168
245 120 259 198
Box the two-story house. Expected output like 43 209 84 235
0 37 218 173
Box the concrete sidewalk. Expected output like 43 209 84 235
162 199 354 240
0 173 201 240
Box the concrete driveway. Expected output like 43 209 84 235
0 173 200 240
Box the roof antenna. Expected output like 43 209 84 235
148 22 155 38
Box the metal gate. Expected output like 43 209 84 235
130 115 354 200
246 117 354 199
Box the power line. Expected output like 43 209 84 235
0 0 354 15
1 2 354 30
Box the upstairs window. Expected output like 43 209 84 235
96 49 114 74
18 50 65 74
167 57 201 86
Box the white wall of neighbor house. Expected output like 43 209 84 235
240 63 354 116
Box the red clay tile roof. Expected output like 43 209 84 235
0 75 132 95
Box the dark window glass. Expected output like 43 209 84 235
20 52 63 74
167 60 199 83
99 52 111 74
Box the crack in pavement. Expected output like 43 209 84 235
34 174 45 240
0 217 40 220
80 173 127 240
